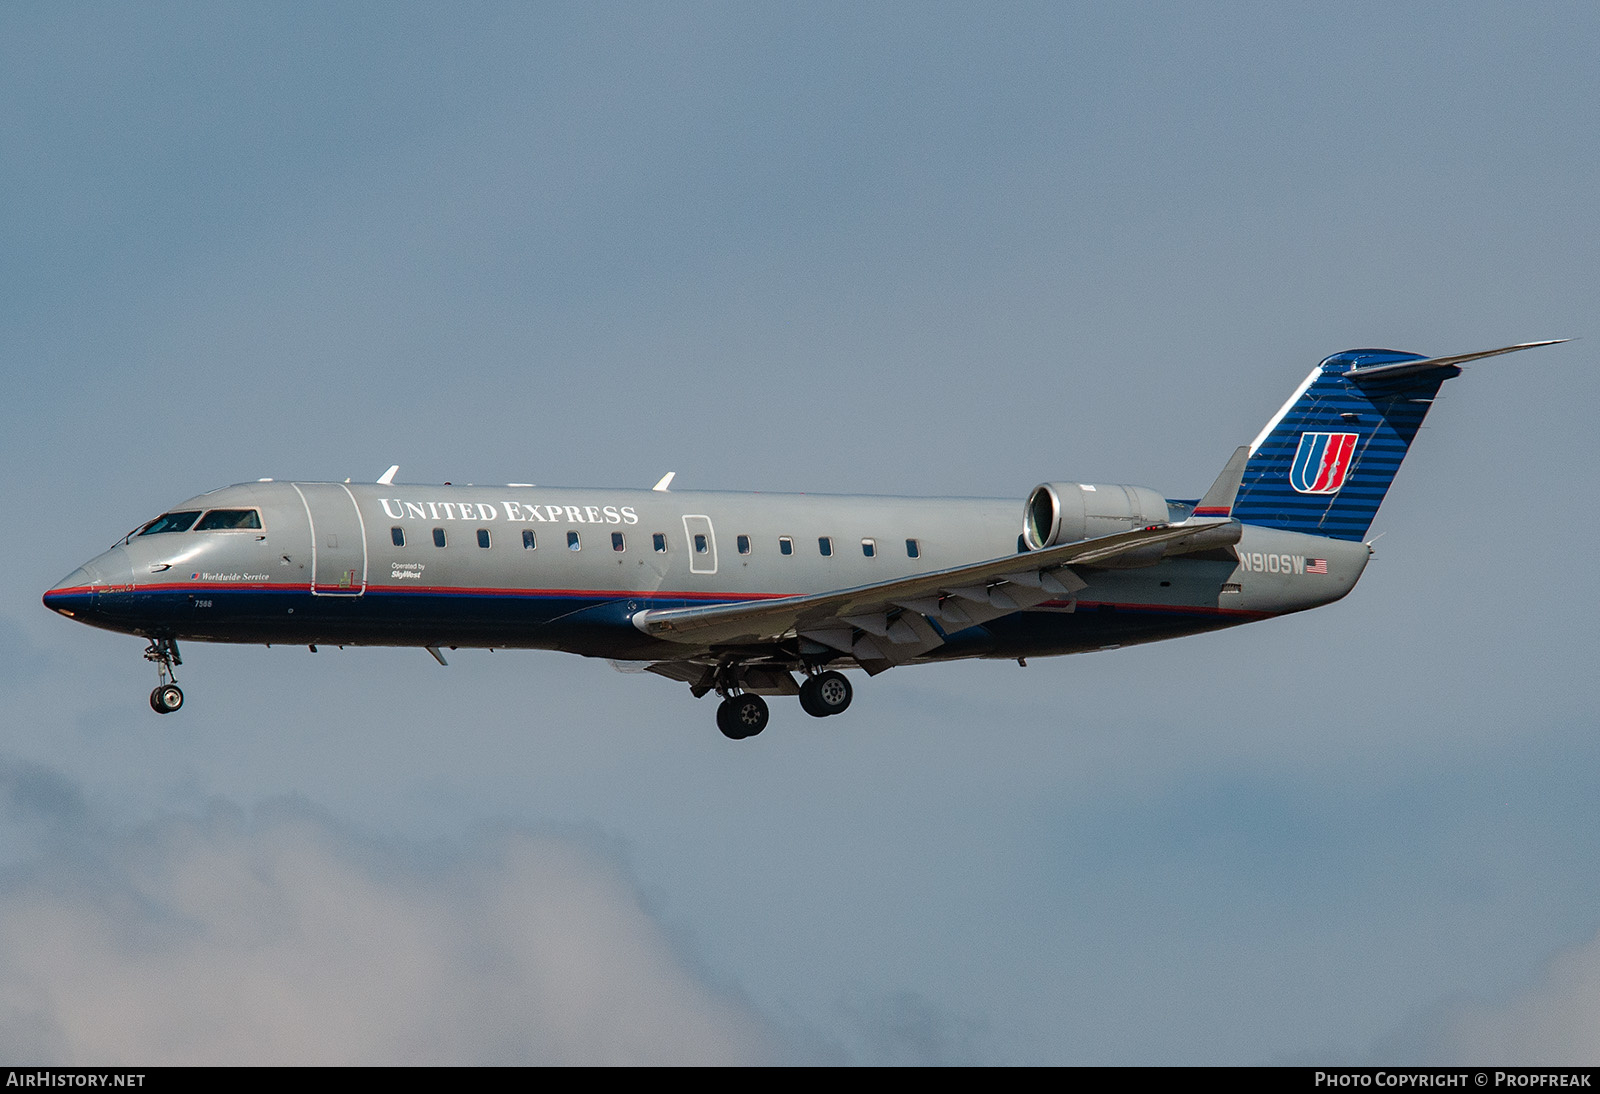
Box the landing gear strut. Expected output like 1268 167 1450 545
144 637 184 714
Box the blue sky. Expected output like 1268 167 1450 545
3 2 1598 1063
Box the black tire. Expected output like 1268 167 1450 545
810 671 852 716
718 694 768 739
150 684 183 714
799 677 828 718
716 698 745 739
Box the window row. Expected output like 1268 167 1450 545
388 526 922 559
771 536 922 559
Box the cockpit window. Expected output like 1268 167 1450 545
138 511 202 535
194 509 262 531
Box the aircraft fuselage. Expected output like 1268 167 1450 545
44 479 1364 664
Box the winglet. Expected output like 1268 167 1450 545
377 465 400 485
652 472 676 492
1192 446 1249 517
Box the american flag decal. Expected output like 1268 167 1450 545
1306 558 1328 575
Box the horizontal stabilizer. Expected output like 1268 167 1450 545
1345 340 1567 382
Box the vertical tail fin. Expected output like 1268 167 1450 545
1231 341 1563 540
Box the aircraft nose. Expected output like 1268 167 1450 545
43 549 127 618
43 565 97 617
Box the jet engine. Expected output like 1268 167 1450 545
1022 482 1170 550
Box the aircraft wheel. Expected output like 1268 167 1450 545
150 684 184 714
803 671 852 717
717 694 768 739
798 679 827 718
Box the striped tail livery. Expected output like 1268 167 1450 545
1230 341 1563 540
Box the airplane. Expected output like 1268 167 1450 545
43 340 1562 739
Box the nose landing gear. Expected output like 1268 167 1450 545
144 638 184 714
150 683 184 714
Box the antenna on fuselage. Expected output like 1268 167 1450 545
377 465 399 485
652 472 676 492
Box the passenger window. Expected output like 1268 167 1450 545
905 539 920 559
522 529 537 549
391 527 405 547
653 533 667 553
138 511 202 535
612 532 626 552
477 529 491 549
779 537 793 556
818 537 833 557
737 535 751 555
433 528 446 548
861 538 876 558
567 531 581 551
694 533 708 554
195 509 263 531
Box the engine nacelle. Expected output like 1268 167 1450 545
1022 481 1170 550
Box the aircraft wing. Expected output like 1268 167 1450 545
632 520 1234 672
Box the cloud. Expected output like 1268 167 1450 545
831 989 991 1066
1371 929 1600 1066
0 773 774 1065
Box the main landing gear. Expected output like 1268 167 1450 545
716 694 769 740
799 670 853 719
144 637 184 714
713 668 855 740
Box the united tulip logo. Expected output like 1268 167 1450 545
1289 432 1358 494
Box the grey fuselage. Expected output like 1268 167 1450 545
44 479 1368 667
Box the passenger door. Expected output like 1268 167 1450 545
293 483 368 595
